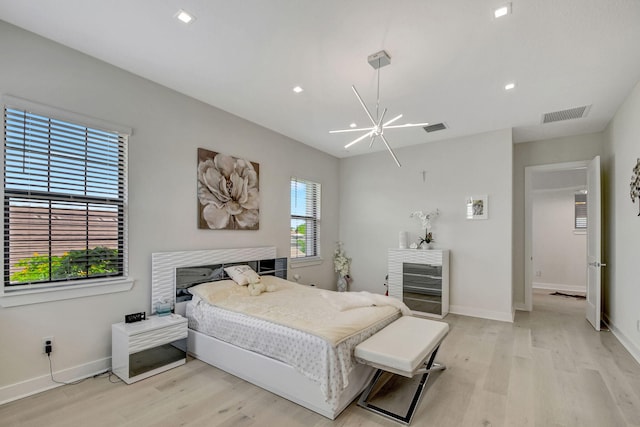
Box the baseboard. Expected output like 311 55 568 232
533 282 586 294
449 305 514 323
0 357 111 405
602 314 640 366
514 302 528 312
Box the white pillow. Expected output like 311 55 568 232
223 265 260 286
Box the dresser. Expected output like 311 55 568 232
388 249 450 318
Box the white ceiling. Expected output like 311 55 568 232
1 0 640 161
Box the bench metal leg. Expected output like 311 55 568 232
357 344 445 425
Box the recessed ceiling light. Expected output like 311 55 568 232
175 9 195 24
505 82 516 90
494 3 512 18
349 123 357 128
293 86 304 93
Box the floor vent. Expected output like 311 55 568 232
423 122 447 133
542 105 591 124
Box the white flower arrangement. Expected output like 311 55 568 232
410 209 440 245
333 242 351 277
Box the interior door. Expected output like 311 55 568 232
586 156 603 331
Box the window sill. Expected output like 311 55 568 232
573 229 587 235
290 257 324 268
0 277 135 307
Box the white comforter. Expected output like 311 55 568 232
188 275 407 346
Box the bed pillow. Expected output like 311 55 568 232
224 265 260 285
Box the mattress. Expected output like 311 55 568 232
186 284 400 408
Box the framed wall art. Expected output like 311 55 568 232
197 148 260 230
466 195 488 220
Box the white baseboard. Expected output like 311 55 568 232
532 282 586 294
449 305 514 323
514 302 528 312
602 314 640 366
0 357 111 405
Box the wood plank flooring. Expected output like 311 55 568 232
2 290 639 427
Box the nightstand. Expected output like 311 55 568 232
112 314 188 384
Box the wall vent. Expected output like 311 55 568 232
542 105 591 124
423 122 447 133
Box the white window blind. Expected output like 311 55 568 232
290 177 320 259
575 192 587 229
3 105 128 288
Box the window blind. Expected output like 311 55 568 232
290 177 320 259
3 106 127 287
575 193 587 229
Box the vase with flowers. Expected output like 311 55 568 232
333 242 351 292
410 209 439 249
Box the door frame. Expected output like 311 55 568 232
524 160 589 311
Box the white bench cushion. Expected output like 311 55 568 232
355 316 449 375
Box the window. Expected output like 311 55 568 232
290 177 320 259
3 102 128 291
575 192 587 229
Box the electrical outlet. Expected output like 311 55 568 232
637 320 640 332
42 336 54 354
535 271 542 277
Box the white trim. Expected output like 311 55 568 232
524 160 589 312
514 302 528 311
449 305 514 323
532 282 586 294
0 278 134 307
0 357 111 405
532 185 587 194
2 94 133 135
603 314 640 366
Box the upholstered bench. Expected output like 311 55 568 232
354 316 449 425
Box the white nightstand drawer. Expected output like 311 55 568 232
128 322 187 353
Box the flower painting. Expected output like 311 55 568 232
197 148 260 230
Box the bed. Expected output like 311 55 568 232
150 247 406 419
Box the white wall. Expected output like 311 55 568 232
513 133 604 307
532 189 586 292
603 79 640 363
0 21 340 398
338 129 513 322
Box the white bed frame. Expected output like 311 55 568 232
151 247 374 420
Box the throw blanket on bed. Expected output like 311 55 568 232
320 289 412 316
188 275 405 346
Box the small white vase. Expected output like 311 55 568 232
337 275 348 292
399 231 407 249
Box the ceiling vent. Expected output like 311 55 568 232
423 122 448 133
542 105 591 124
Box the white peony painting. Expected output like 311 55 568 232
197 148 260 230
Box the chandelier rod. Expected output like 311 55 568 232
376 58 381 122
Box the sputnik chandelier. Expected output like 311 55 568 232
330 50 429 167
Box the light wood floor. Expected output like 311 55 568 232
2 290 640 427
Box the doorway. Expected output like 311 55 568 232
524 161 589 311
